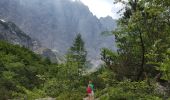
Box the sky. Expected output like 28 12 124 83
79 0 124 19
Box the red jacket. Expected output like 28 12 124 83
86 86 92 93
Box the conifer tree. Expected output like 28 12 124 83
66 33 87 76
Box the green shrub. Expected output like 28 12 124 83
98 80 162 100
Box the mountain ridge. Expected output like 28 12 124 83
0 0 116 61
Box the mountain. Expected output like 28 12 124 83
0 19 39 50
0 0 116 60
0 19 59 62
100 16 117 31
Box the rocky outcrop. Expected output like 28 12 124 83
0 19 59 62
100 16 117 31
34 48 60 63
0 19 38 50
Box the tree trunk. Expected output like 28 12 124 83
137 28 145 81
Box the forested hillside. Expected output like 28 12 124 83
0 41 50 99
0 36 94 99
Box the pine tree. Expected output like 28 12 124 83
66 33 87 76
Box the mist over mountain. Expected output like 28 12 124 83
0 0 116 60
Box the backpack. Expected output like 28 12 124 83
86 86 92 93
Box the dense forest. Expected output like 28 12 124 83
0 0 170 100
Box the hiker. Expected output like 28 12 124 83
89 80 94 100
86 84 92 100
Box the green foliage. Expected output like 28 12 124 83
99 0 170 99
146 39 170 80
1 0 170 99
11 86 45 99
88 67 164 100
41 34 89 99
44 62 87 98
0 41 49 99
159 50 170 80
101 48 127 80
44 78 64 97
66 33 87 76
97 80 161 100
157 55 170 80
106 0 170 81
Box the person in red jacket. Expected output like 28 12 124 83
89 80 94 99
86 85 92 100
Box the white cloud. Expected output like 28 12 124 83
80 0 123 19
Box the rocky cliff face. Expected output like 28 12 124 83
0 19 59 62
0 0 116 60
100 16 117 31
0 19 38 50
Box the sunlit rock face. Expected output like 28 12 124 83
0 0 117 60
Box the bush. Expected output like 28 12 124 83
98 80 162 100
